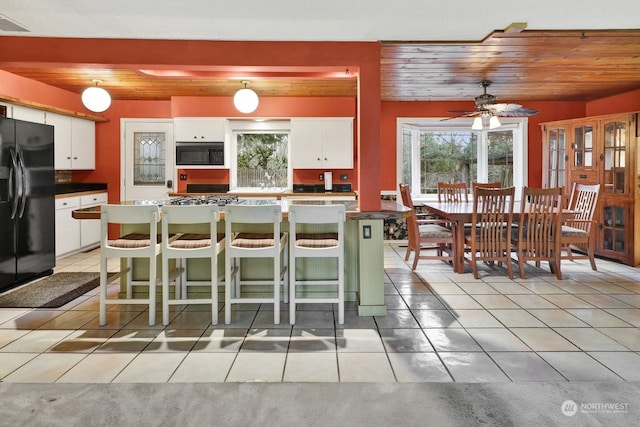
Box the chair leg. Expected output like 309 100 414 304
338 254 344 325
225 255 232 325
289 257 296 325
99 255 108 326
588 241 597 271
518 253 527 279
162 255 170 326
148 254 156 326
505 252 514 279
126 257 133 298
471 254 479 279
211 255 218 326
412 250 419 270
273 252 280 325
283 244 289 304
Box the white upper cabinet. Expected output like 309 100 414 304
46 112 96 170
174 118 226 141
291 118 353 169
11 105 46 123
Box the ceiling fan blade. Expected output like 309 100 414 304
486 103 539 116
441 111 480 121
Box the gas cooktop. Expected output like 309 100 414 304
169 195 240 206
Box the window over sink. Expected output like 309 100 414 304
230 120 291 191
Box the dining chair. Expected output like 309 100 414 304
99 204 164 326
160 205 225 326
224 204 288 325
512 187 564 280
464 186 515 279
437 182 469 203
399 184 454 270
471 181 502 194
560 183 600 270
288 204 345 325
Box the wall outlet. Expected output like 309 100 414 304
363 225 372 239
340 174 348 181
319 173 324 181
180 174 188 180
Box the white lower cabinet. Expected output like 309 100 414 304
55 192 107 258
55 197 81 258
80 193 107 247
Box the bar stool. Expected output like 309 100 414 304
224 204 288 325
161 205 225 326
289 204 346 324
99 204 163 326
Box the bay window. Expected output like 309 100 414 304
397 118 527 199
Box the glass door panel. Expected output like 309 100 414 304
602 121 627 194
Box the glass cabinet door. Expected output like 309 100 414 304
602 120 627 194
598 201 630 259
546 127 567 188
573 124 593 168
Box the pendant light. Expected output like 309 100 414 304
233 81 259 113
82 80 111 113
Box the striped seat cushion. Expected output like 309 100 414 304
418 224 452 238
295 233 339 248
109 233 154 248
561 225 589 238
231 233 283 248
169 233 224 249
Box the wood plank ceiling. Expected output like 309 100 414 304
2 30 639 103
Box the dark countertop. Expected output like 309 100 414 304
72 200 410 220
55 182 108 195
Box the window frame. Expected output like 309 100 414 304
228 120 292 191
396 117 528 201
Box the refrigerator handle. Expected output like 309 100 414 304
16 150 27 218
9 149 20 220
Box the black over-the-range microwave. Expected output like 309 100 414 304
175 141 225 166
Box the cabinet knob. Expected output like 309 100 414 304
317 157 321 161
66 156 71 159
73 157 78 160
324 158 328 161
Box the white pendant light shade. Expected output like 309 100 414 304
471 116 483 130
82 81 111 112
489 115 502 129
234 81 259 113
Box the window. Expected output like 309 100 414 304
230 121 291 190
397 118 527 199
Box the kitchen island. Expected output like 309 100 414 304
75 198 409 317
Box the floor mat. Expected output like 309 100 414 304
0 272 107 308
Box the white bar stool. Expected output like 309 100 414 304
288 204 345 325
99 204 163 326
161 205 225 326
224 204 288 325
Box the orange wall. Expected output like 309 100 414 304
586 88 640 116
380 100 586 190
1 37 382 210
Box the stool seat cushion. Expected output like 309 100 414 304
169 233 224 249
110 233 153 248
295 233 339 248
231 232 283 248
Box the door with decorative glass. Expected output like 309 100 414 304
122 120 175 202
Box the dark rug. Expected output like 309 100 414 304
0 272 108 308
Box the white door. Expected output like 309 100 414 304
121 120 175 202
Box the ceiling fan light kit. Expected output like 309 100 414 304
445 79 538 129
233 81 259 113
81 79 111 112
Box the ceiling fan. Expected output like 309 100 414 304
445 80 539 129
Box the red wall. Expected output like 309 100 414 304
586 88 640 116
380 100 586 190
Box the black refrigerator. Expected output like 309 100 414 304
0 117 55 292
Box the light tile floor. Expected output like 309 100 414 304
1 244 640 383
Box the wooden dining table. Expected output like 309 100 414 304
421 201 573 274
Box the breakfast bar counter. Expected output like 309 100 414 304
79 198 410 317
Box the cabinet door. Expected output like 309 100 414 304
596 198 632 262
46 112 73 169
542 124 569 189
70 118 95 169
11 105 46 123
601 117 629 195
321 119 353 168
291 119 323 168
80 193 107 247
174 118 225 141
55 197 81 257
570 121 598 184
